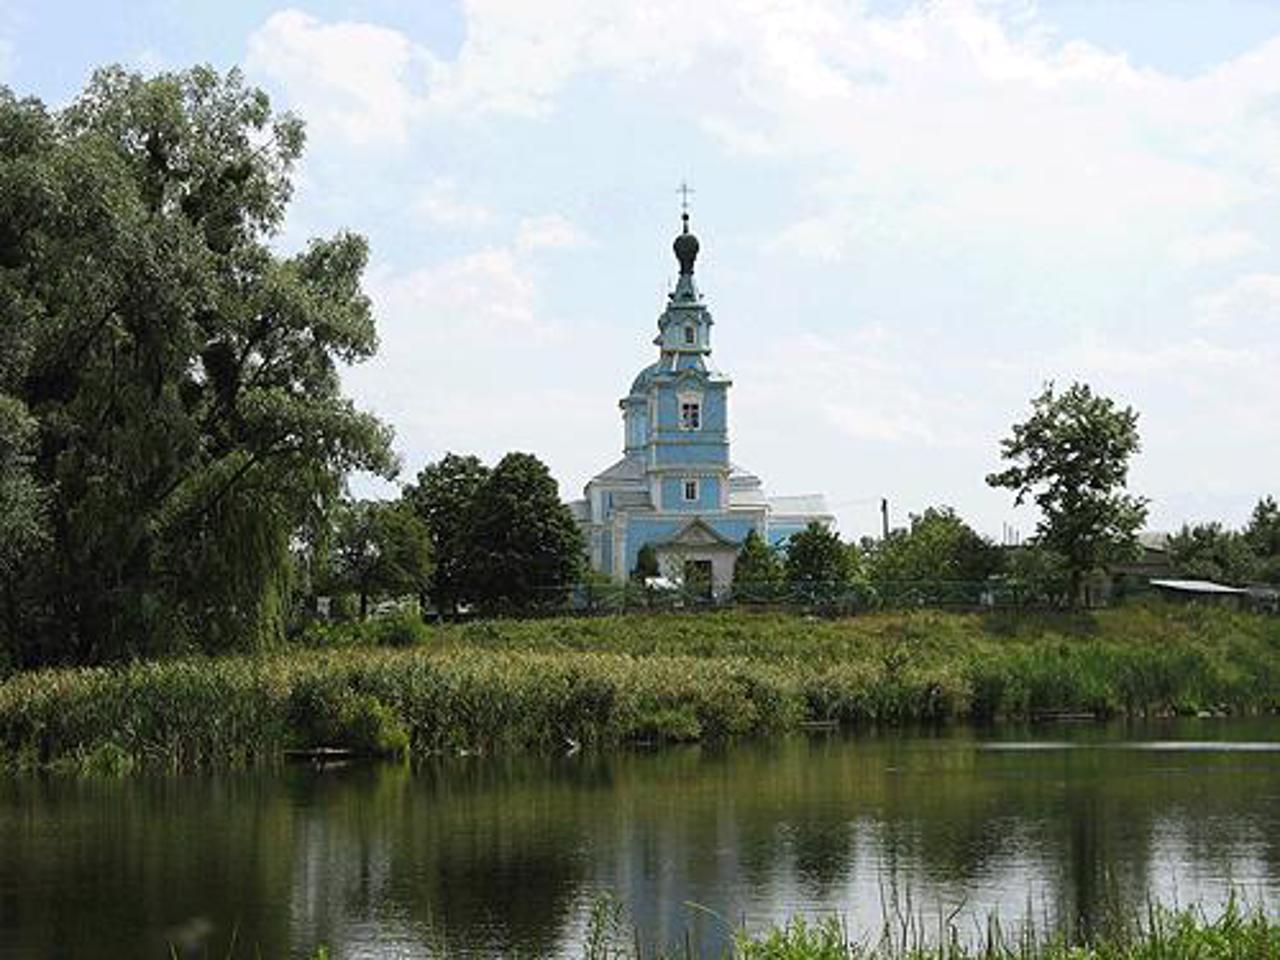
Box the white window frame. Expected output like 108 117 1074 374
682 478 699 502
683 324 696 345
678 391 703 431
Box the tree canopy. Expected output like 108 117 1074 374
1168 522 1258 587
784 522 850 600
329 500 431 620
864 506 1002 585
468 452 584 613
733 529 783 600
403 453 491 615
987 382 1147 605
405 451 583 614
0 67 393 664
1246 497 1280 584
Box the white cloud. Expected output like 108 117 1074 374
735 330 969 448
385 0 1280 271
415 177 491 228
368 248 551 345
342 243 609 490
516 214 589 252
1193 273 1280 332
247 1 1280 534
1169 229 1262 266
246 9 435 145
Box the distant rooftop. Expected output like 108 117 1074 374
767 494 832 517
1149 578 1245 595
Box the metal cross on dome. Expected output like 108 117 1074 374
677 180 695 214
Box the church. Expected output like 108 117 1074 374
569 211 833 596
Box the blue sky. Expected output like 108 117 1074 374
5 1 1280 539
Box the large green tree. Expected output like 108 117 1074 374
0 397 47 653
987 382 1147 606
0 67 393 663
732 529 783 600
404 453 491 615
784 522 850 601
330 499 431 620
1245 496 1280 584
467 452 584 613
865 506 1003 585
1168 522 1259 587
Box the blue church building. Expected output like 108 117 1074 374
570 213 833 596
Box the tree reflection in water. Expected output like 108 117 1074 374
1 719 1279 958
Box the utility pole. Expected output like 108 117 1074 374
880 497 889 539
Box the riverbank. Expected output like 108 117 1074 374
1 604 1277 771
286 900 1280 959
700 903 1280 959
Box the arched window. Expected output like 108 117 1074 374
683 325 695 345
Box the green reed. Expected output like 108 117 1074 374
2 603 1277 771
209 898 1280 959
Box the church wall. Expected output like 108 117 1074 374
599 529 613 577
659 476 721 512
708 516 759 546
651 384 728 433
652 389 680 432
622 519 683 576
624 406 647 451
650 441 728 466
702 388 727 431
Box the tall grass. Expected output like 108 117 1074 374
2 603 1277 771
217 899 1280 959
728 901 1280 959
572 894 1280 960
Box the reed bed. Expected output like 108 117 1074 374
2 604 1278 772
284 900 1280 959
730 902 1280 959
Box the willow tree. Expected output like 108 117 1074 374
0 67 394 663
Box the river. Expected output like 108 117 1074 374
2 717 1279 957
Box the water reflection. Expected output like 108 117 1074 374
1 719 1278 958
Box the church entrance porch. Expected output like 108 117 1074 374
649 516 743 598
651 517 741 599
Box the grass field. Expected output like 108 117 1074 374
2 603 1278 772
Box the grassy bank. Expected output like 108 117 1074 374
2 604 1278 771
720 902 1280 959
284 901 1280 959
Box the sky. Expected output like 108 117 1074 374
4 0 1280 540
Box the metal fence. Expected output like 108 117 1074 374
562 578 1051 617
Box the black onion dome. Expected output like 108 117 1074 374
673 212 699 274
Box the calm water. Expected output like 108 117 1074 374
3 718 1280 958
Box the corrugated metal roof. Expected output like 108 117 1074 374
1149 579 1245 595
591 456 645 482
